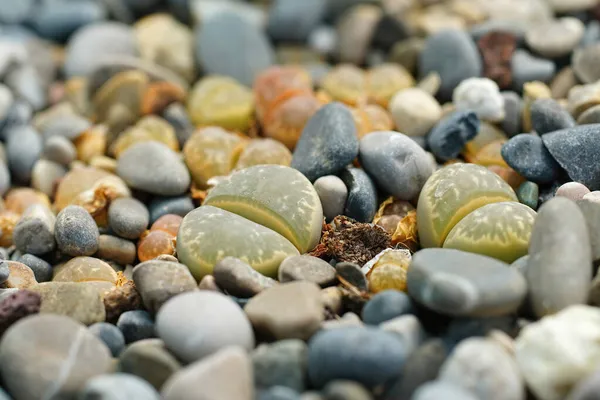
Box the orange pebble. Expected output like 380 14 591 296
150 214 183 236
137 230 176 262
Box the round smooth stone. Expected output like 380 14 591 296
6 125 42 184
267 0 326 42
516 181 539 210
118 339 181 391
412 381 478 400
530 98 575 135
501 134 563 184
419 29 482 101
64 22 139 78
79 373 160 400
388 88 442 137
149 195 194 223
156 291 254 364
362 290 413 325
291 102 358 183
42 135 76 166
213 257 276 298
307 326 407 388
117 310 156 344
0 0 35 23
89 322 126 357
196 12 274 87
555 182 590 201
525 17 584 58
31 159 66 197
116 141 190 196
278 255 337 287
313 175 348 222
427 111 479 161
335 262 368 292
13 204 56 256
501 91 523 138
339 167 378 223
0 314 112 399
359 131 434 201
30 0 107 43
511 50 555 90
453 78 505 122
406 248 527 317
252 339 308 393
573 44 600 84
108 197 149 239
55 205 99 257
31 282 106 325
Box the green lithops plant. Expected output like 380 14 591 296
442 202 536 263
417 163 518 248
177 206 299 279
204 165 323 254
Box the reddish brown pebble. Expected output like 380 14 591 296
137 230 176 262
150 214 183 236
478 32 517 90
0 290 41 335
103 280 142 323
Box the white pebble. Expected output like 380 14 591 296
453 77 505 122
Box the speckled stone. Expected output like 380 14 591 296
516 181 539 210
427 111 479 161
338 167 378 223
530 98 576 135
542 125 600 190
291 103 358 183
556 182 590 201
313 175 348 222
18 254 52 282
31 282 106 325
501 134 563 184
13 204 56 255
252 339 308 392
55 205 99 257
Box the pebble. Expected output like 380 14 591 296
117 141 190 196
388 88 442 137
108 197 150 239
0 0 35 24
31 282 106 325
2 261 37 289
0 262 8 284
412 381 479 400
156 291 254 363
321 312 364 331
30 0 107 43
18 253 52 282
30 159 66 197
335 262 369 292
96 234 136 265
578 198 600 264
567 368 600 400
517 181 539 210
338 167 378 223
314 175 348 222
278 255 337 287
361 290 413 325
323 381 372 400
501 91 523 137
118 339 181 391
245 281 324 341
291 102 358 183
13 204 56 255
511 50 556 90
258 386 301 400
117 310 156 344
556 182 590 201
359 131 434 201
547 0 598 12
55 205 99 257
196 12 274 87
419 29 482 101
516 305 600 400
132 259 197 313
439 337 524 400
161 347 253 400
6 125 42 183
380 314 425 354
89 322 126 357
530 98 576 135
427 111 479 161
307 326 407 388
148 195 194 223
79 373 161 400
525 17 585 58
501 133 563 184
267 0 326 42
0 314 112 399
253 339 308 392
542 125 600 190
526 197 592 318
573 43 600 84
407 248 527 317
453 78 505 122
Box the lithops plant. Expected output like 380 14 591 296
361 248 412 293
233 138 292 171
110 115 179 158
442 202 536 263
178 165 323 279
417 163 518 249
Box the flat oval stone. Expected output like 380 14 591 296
55 205 99 257
530 98 575 135
359 131 434 201
443 202 536 263
542 124 600 190
0 314 112 400
313 175 348 222
156 291 254 363
427 111 479 162
18 254 52 283
501 134 563 184
291 102 358 183
31 282 106 325
108 197 149 239
30 0 106 43
53 256 117 285
339 167 378 223
388 88 442 137
118 339 181 391
196 12 274 87
6 125 42 183
417 163 517 248
362 290 413 325
278 255 337 287
407 248 527 317
204 165 323 254
307 326 407 388
117 141 190 196
177 205 299 280
213 257 276 298
89 322 126 357
526 197 592 318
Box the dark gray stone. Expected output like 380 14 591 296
6 125 42 183
117 141 191 196
108 197 149 240
213 257 276 298
419 29 482 101
501 133 563 184
149 195 194 223
18 254 52 282
196 12 274 87
5 65 46 111
55 205 99 257
162 103 194 148
335 262 368 292
79 373 161 400
443 316 518 347
291 103 358 183
118 339 181 391
407 249 527 317
0 261 8 284
314 175 347 222
362 290 413 325
530 98 576 135
13 204 56 255
308 327 407 388
253 339 308 392
501 91 523 138
542 124 600 190
278 255 337 287
89 322 127 357
41 113 91 140
511 50 556 90
117 310 156 344
267 0 326 42
30 0 106 43
426 111 479 161
339 167 378 223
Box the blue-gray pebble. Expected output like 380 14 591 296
501 91 522 138
6 125 42 183
253 339 308 393
267 0 326 42
291 102 358 182
419 29 482 101
258 386 302 400
117 141 190 196
0 0 35 24
117 310 156 344
362 290 413 325
0 261 8 284
89 322 126 357
542 124 600 190
427 111 479 161
30 0 106 43
308 326 407 388
339 167 378 223
196 12 274 87
55 205 99 257
511 50 555 91
360 131 434 201
517 181 539 210
501 134 563 184
18 254 52 282
530 98 575 135
148 195 194 224
108 197 149 239
79 373 160 400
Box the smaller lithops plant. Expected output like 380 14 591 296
111 115 179 158
361 248 412 293
92 70 149 124
233 138 292 171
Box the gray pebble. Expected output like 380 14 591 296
13 204 56 255
360 131 434 201
362 290 413 325
0 159 9 197
108 197 149 240
117 310 156 344
213 257 276 298
339 167 378 223
335 262 368 292
314 175 347 222
0 261 8 284
30 0 107 43
578 198 600 264
278 255 337 287
324 381 372 400
42 113 91 141
511 50 556 90
427 111 479 162
267 0 326 42
0 100 32 140
501 133 563 184
501 91 523 137
42 135 77 166
510 255 530 276
556 182 590 201
79 373 160 400
412 381 479 400
573 43 600 84
18 253 52 282
31 159 66 197
162 103 194 148
118 339 181 391
258 386 301 400
0 0 35 24
530 98 575 135
253 340 308 393
148 195 194 223
89 322 126 357
5 64 46 111
55 205 99 257
580 20 600 48
6 125 42 183
96 234 136 266
0 84 13 123
380 315 425 355
117 142 190 196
